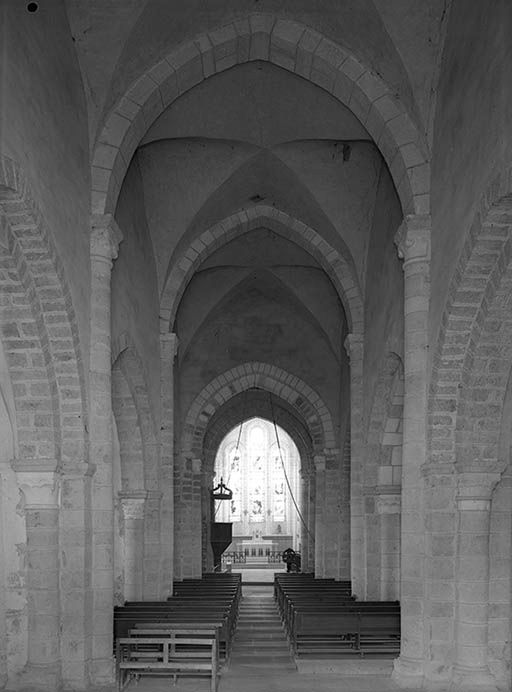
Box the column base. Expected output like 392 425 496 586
392 656 425 689
451 666 499 692
14 663 61 691
90 658 115 688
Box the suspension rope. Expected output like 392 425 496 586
268 391 315 543
214 389 247 518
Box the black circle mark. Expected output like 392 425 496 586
27 2 39 12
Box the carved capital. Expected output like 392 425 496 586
160 332 179 362
314 454 326 472
13 459 60 509
456 471 501 510
376 493 401 514
394 214 431 264
119 490 147 521
91 213 123 262
344 333 363 360
192 457 202 474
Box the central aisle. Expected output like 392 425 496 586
227 584 296 672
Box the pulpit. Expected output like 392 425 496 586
210 522 232 571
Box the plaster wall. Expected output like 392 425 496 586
101 0 420 135
1 2 91 368
177 230 344 357
112 158 160 425
362 162 403 428
139 136 382 294
138 140 257 290
430 0 512 360
143 62 371 148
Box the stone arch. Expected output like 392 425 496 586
426 167 512 690
202 389 314 475
112 333 159 490
112 361 145 491
181 362 336 459
111 333 162 598
429 165 512 469
0 156 88 465
91 14 429 219
159 205 363 336
487 368 512 684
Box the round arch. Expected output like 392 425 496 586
429 165 512 470
0 155 87 464
91 14 429 219
181 361 337 460
112 331 159 488
159 205 363 336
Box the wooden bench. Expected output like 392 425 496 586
292 608 400 656
116 628 219 692
273 575 400 658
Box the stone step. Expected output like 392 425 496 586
238 623 282 629
233 641 290 649
229 656 296 669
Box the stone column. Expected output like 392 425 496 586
0 474 6 689
14 462 61 689
392 214 430 686
59 461 93 689
308 468 316 572
143 488 162 599
376 492 401 600
452 472 501 691
160 332 178 597
119 491 147 601
202 470 214 573
345 333 364 597
299 468 311 573
314 455 326 577
174 456 203 580
338 435 351 581
89 213 122 684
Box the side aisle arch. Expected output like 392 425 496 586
426 166 512 689
429 166 512 469
111 333 159 490
0 156 89 689
0 156 88 466
92 14 429 220
112 332 162 599
159 205 363 337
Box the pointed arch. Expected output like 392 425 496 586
181 361 336 460
159 205 363 336
91 14 429 219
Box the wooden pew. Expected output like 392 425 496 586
116 628 219 692
273 574 400 657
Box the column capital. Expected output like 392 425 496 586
160 332 179 362
119 491 147 520
394 213 431 264
12 459 60 508
376 492 401 515
456 471 501 510
314 454 326 472
192 458 202 474
90 213 123 261
343 333 363 360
